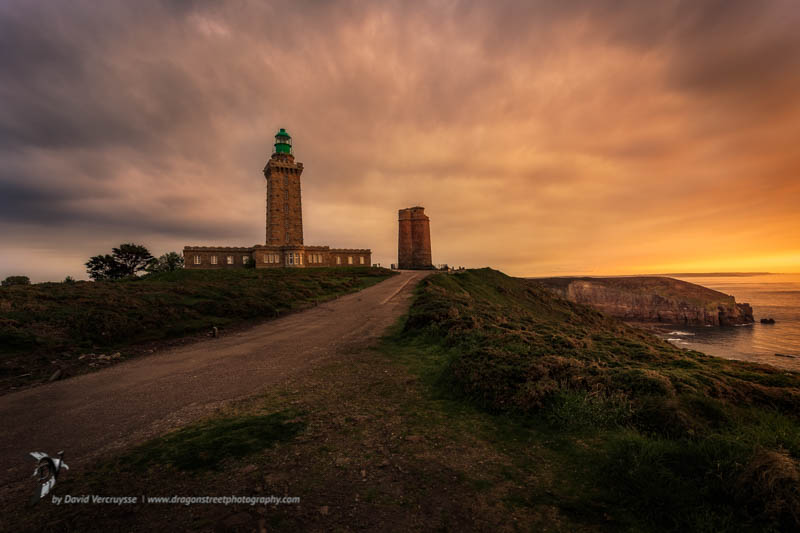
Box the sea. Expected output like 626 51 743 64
656 274 800 372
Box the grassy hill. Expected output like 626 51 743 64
9 268 800 531
0 267 394 392
536 275 737 309
397 268 800 531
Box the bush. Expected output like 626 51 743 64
145 252 184 273
736 448 800 527
2 275 30 286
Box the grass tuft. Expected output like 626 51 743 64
116 410 305 471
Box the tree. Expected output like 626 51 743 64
112 244 153 276
145 252 184 273
2 275 30 286
86 254 124 281
85 243 153 281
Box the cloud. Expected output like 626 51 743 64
0 0 798 280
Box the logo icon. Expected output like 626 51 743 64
29 451 69 505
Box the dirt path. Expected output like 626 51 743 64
0 271 427 491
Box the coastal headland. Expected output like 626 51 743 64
536 276 754 326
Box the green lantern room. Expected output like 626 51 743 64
274 128 292 154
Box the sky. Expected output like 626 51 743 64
1 0 799 281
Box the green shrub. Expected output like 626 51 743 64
2 275 30 286
545 390 633 429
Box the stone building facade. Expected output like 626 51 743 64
184 129 371 269
397 206 433 269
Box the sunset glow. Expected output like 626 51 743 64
1 1 799 280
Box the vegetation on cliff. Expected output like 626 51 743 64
397 268 800 531
537 275 754 325
0 267 393 392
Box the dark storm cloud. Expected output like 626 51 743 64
0 0 798 280
0 0 266 155
0 180 67 220
0 177 244 240
0 3 158 152
601 0 800 103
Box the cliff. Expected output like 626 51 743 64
534 276 754 326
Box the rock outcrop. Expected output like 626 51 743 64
535 276 754 326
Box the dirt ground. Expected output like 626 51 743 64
0 271 427 498
3 285 588 532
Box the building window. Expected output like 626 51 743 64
193 255 201 265
211 256 217 265
242 256 249 264
263 254 268 263
288 253 293 265
336 256 341 265
299 253 303 265
226 256 234 265
360 256 365 265
348 256 353 265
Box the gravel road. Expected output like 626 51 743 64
0 270 427 491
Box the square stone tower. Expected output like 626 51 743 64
398 206 433 269
264 128 304 246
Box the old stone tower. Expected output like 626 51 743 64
264 128 304 246
398 206 433 269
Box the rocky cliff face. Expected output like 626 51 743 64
535 277 754 326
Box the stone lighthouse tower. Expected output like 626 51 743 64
264 128 304 246
184 128 372 270
398 207 433 269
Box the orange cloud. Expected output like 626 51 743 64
0 0 798 280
